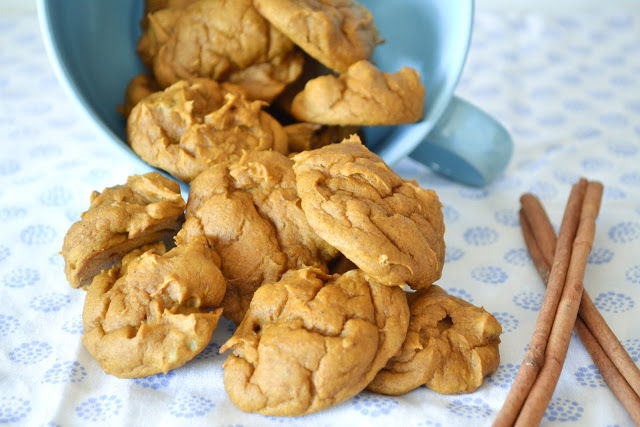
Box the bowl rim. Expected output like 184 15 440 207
372 0 475 166
36 0 149 167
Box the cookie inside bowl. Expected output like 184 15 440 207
39 0 473 172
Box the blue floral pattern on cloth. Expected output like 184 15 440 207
492 312 519 333
587 247 614 264
494 209 520 227
350 393 398 417
622 338 640 362
416 421 443 427
487 363 520 389
447 397 493 419
446 287 474 303
43 361 87 384
464 227 499 246
472 266 508 284
194 341 222 361
2 267 40 288
625 265 640 284
0 314 19 336
504 248 531 266
0 396 31 424
133 372 176 389
29 292 71 312
0 206 27 221
20 224 56 245
609 222 640 243
0 245 10 262
512 291 544 310
75 395 122 422
9 341 52 365
441 205 460 224
39 185 73 206
593 291 634 313
169 395 215 418
61 318 84 335
543 398 584 422
445 247 465 263
575 364 606 388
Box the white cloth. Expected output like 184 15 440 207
1 9 639 427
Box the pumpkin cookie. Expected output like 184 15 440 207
82 218 226 378
186 151 338 324
220 267 409 416
139 0 303 102
118 73 161 117
368 285 501 395
290 60 425 125
127 78 288 183
292 135 445 289
253 0 381 73
284 122 359 153
61 172 185 289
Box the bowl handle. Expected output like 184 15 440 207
409 96 513 187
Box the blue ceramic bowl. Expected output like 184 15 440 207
38 0 511 186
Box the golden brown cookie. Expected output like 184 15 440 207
292 135 445 289
118 73 161 117
139 0 303 102
140 0 198 30
220 267 410 416
290 60 425 125
367 285 501 395
253 0 381 73
284 122 359 153
61 172 185 289
127 78 288 183
82 218 226 378
186 151 338 324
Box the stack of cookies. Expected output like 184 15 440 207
60 0 502 417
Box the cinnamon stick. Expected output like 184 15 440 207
519 198 640 424
493 179 588 427
516 180 604 425
579 291 640 397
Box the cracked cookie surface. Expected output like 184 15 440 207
127 78 288 183
367 285 501 395
61 172 185 289
139 0 303 102
292 135 445 289
290 60 425 125
220 267 409 416
82 218 226 378
186 151 337 324
254 0 380 73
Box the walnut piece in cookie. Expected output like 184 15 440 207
82 218 226 378
367 285 501 395
290 60 425 125
220 267 409 416
292 135 445 289
61 172 185 289
139 0 303 102
253 0 381 74
187 151 338 324
127 78 288 183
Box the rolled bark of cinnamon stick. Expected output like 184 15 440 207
516 180 604 425
518 196 640 424
494 178 588 427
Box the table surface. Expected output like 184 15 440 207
1 7 639 427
